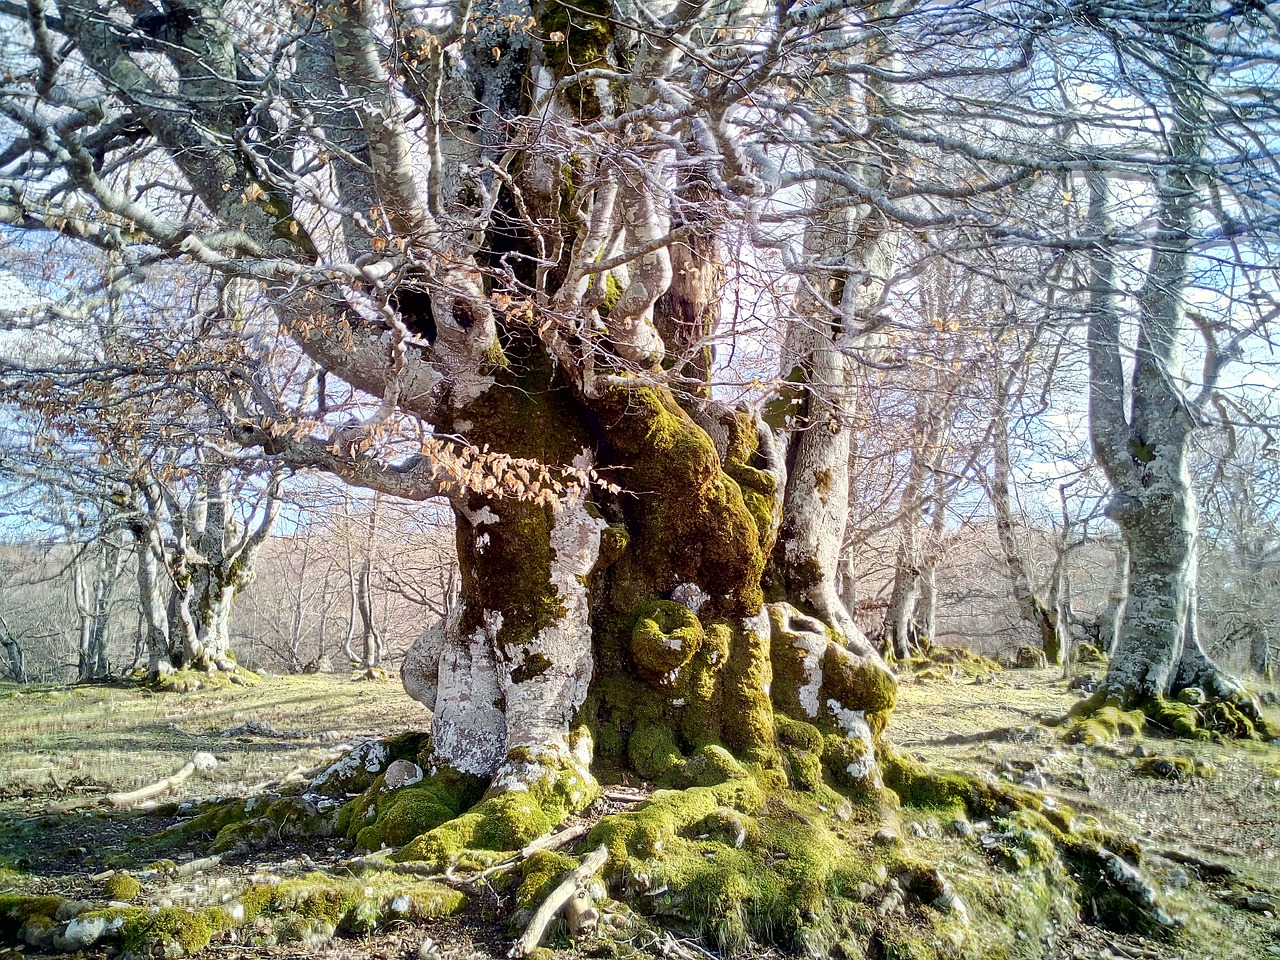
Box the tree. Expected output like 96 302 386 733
1079 4 1280 716
4 1 1279 941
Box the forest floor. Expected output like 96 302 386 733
0 663 1278 960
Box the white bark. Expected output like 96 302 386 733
405 492 605 781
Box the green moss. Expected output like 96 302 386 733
1063 695 1146 745
631 599 704 680
343 765 486 851
102 873 142 901
121 907 215 956
517 850 577 909
0 894 63 941
983 810 1057 870
881 751 971 815
239 884 275 922
680 744 748 788
1133 755 1196 779
597 385 765 617
1141 696 1205 739
1076 643 1108 665
540 0 615 118
588 778 762 870
629 722 687 782
395 791 553 865
721 621 775 761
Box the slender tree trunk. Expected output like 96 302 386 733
132 525 172 675
356 494 385 669
991 373 1065 664
0 622 28 683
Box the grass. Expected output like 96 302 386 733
0 674 415 797
0 668 1278 960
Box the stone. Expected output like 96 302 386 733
950 818 974 838
382 760 424 791
872 828 900 846
54 915 112 951
1164 866 1191 890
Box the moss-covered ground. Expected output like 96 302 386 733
0 670 1277 960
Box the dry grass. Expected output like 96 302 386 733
0 674 417 798
1 668 1278 960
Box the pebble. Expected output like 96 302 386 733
873 828 900 846
950 818 974 838
1165 866 1191 890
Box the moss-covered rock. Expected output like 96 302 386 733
0 894 64 942
1063 699 1146 745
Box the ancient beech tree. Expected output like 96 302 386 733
2 0 1277 864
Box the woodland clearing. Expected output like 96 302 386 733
0 663 1276 960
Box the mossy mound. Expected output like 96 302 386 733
631 599 704 682
147 666 259 693
905 646 1003 682
1077 643 1109 665
1063 704 1146 746
1067 688 1279 744
392 755 598 866
340 765 486 852
1132 754 1212 780
0 894 63 942
101 872 141 901
0 876 467 956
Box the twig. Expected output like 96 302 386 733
509 844 609 958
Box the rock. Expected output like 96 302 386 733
950 818 974 838
909 821 928 839
1165 866 1191 890
382 759 424 791
387 895 413 916
872 828 901 846
54 915 112 950
310 740 390 794
1015 646 1048 669
1020 771 1050 790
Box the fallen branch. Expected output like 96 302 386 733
106 752 219 809
170 853 225 878
510 844 609 958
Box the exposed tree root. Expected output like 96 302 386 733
44 752 220 814
1059 685 1279 745
510 844 608 957
77 731 1234 959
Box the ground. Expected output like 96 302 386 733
0 665 1277 960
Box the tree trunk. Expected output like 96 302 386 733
0 631 27 683
991 373 1065 665
1084 54 1249 712
132 524 172 675
356 494 385 669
